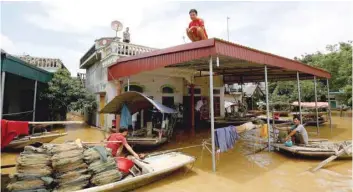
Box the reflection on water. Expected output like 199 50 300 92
1 114 352 192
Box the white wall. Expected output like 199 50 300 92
121 73 185 105
105 82 118 129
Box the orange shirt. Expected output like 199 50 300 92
106 133 127 156
189 18 208 39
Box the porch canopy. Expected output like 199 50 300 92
100 91 177 114
108 38 331 172
108 38 331 82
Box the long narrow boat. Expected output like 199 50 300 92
75 152 195 192
272 140 352 158
5 132 68 149
100 91 178 147
257 115 292 124
110 127 169 147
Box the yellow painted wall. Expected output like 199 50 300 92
99 94 105 128
193 75 223 96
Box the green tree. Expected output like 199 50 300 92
270 41 352 106
39 69 97 120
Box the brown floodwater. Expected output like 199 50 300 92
1 113 352 192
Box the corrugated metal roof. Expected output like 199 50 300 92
108 38 331 81
1 53 53 83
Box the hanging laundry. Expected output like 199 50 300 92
215 126 239 153
1 119 29 149
120 104 132 129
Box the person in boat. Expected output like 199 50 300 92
106 128 144 160
285 116 309 145
186 9 208 42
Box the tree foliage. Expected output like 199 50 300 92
270 41 352 106
39 69 97 119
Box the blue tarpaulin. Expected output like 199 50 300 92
120 104 132 128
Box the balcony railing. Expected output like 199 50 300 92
80 40 156 69
101 41 156 58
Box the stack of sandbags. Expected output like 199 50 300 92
6 146 53 192
84 146 122 186
46 142 91 192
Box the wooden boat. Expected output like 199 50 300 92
291 111 326 117
248 110 265 116
75 152 195 192
272 140 352 158
5 132 68 149
127 137 168 146
109 128 168 147
257 115 291 124
273 110 290 117
100 91 177 147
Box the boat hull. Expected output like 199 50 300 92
5 132 68 149
272 140 352 158
127 137 168 147
75 152 195 192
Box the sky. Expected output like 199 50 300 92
1 1 352 75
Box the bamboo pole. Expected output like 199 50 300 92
311 144 352 172
28 121 84 125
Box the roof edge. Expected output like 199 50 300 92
114 38 216 64
214 38 331 78
4 53 53 75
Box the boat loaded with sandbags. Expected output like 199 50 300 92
4 140 195 192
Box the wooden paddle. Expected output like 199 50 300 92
311 144 352 172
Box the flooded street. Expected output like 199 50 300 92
2 114 352 192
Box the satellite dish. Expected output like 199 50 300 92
111 20 123 32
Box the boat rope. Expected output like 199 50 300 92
2 110 34 116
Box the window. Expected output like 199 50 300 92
213 89 221 95
188 88 201 95
162 86 174 94
125 85 143 93
162 97 174 108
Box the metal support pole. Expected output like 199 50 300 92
241 83 243 103
209 56 216 172
296 72 303 124
32 81 38 121
127 77 130 91
314 76 319 134
140 109 144 128
190 84 195 136
264 65 271 152
0 72 5 120
327 79 332 133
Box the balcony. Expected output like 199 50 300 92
80 45 101 69
80 40 156 69
100 41 157 68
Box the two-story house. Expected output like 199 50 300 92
79 37 156 128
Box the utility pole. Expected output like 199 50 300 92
227 17 230 41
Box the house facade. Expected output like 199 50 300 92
80 37 227 130
79 37 157 129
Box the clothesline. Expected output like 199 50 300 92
2 110 34 116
